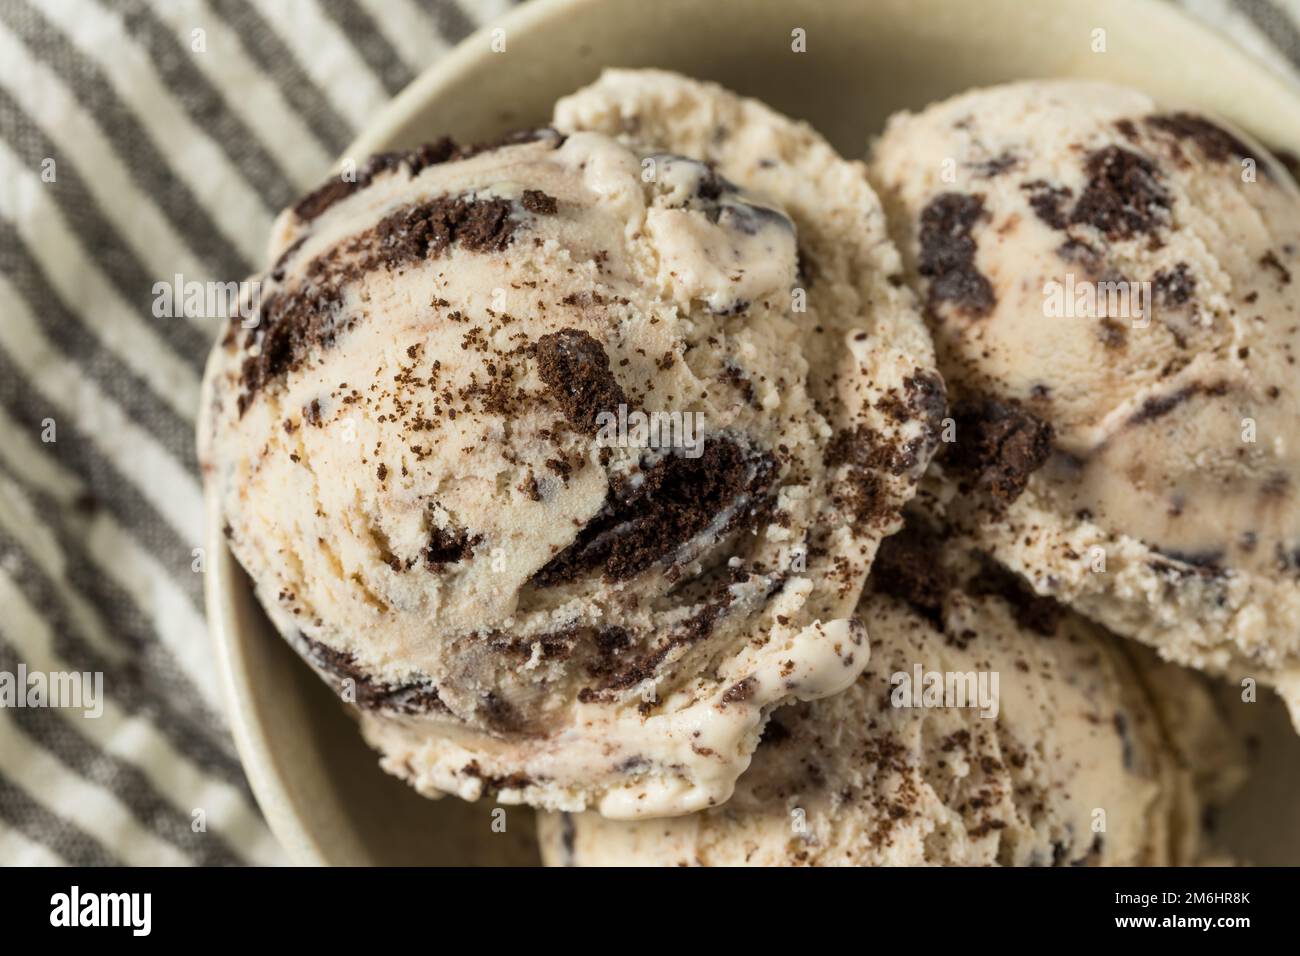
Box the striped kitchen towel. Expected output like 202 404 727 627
0 0 1295 866
0 0 516 867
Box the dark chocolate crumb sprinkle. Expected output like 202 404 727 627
721 677 757 704
1261 250 1293 285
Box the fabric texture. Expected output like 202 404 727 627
0 0 1295 866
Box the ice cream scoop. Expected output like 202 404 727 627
538 520 1244 865
199 71 941 817
869 80 1300 728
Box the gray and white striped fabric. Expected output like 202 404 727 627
0 0 1295 867
0 0 515 868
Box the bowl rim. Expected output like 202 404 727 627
206 492 330 864
343 0 1300 162
206 0 1300 866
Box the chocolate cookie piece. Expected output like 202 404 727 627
1153 263 1196 306
293 138 461 222
1126 381 1229 426
237 271 361 416
533 328 628 435
375 195 519 265
521 189 560 215
291 133 566 223
1146 113 1256 165
1070 146 1170 240
238 193 529 413
917 193 996 318
1021 180 1073 230
424 522 481 570
532 438 776 586
869 522 950 625
968 556 1063 637
300 634 449 714
947 397 1053 509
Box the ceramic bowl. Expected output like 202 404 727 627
206 0 1300 865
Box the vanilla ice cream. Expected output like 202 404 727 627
200 71 941 817
539 519 1243 865
870 80 1300 727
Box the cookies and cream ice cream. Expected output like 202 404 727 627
870 80 1300 727
199 71 941 817
538 521 1243 866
